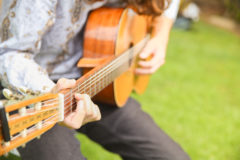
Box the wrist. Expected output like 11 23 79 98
152 15 173 37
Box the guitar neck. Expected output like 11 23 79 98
62 36 149 113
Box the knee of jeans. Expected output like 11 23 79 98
168 151 191 160
150 145 191 160
127 98 141 108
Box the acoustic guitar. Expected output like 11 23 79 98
0 7 151 155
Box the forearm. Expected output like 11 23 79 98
152 15 174 45
0 52 55 93
0 0 58 93
136 0 180 74
152 0 180 38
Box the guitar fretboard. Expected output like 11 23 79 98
63 36 149 113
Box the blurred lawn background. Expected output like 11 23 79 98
1 21 240 160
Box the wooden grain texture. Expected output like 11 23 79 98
0 8 151 155
81 8 150 107
77 57 110 68
0 123 55 155
114 9 149 106
8 106 58 136
82 8 123 105
5 93 58 112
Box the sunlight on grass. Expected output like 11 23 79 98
133 22 240 160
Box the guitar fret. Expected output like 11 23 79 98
90 76 92 97
70 90 73 113
70 36 149 99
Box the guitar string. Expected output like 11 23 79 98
9 57 124 140
41 36 146 107
71 34 150 97
6 40 149 146
10 50 131 125
61 54 128 104
9 101 74 139
10 92 100 141
14 101 98 140
8 55 129 128
63 49 133 103
43 53 133 122
9 101 76 134
43 40 138 104
12 108 73 141
7 36 148 119
65 47 133 96
63 59 128 105
37 52 129 111
10 114 58 141
8 55 125 122
38 50 127 110
7 38 148 140
8 105 60 121
10 109 82 141
10 115 56 141
62 35 150 101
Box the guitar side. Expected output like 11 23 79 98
79 8 150 107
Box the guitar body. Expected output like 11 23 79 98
80 8 150 107
0 8 152 155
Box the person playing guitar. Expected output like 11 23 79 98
0 0 190 159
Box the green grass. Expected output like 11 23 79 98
1 21 240 160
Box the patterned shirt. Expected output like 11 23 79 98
0 0 180 93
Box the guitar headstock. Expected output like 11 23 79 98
0 93 64 155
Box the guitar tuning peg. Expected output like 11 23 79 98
21 144 26 148
20 87 33 95
35 102 42 111
19 86 28 94
30 90 41 96
19 107 27 116
18 86 41 97
2 89 14 100
34 90 41 96
2 88 25 100
37 135 41 139
26 89 41 96
13 94 25 100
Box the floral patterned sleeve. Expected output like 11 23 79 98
0 0 57 93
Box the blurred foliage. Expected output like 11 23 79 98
224 0 240 22
191 0 240 22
